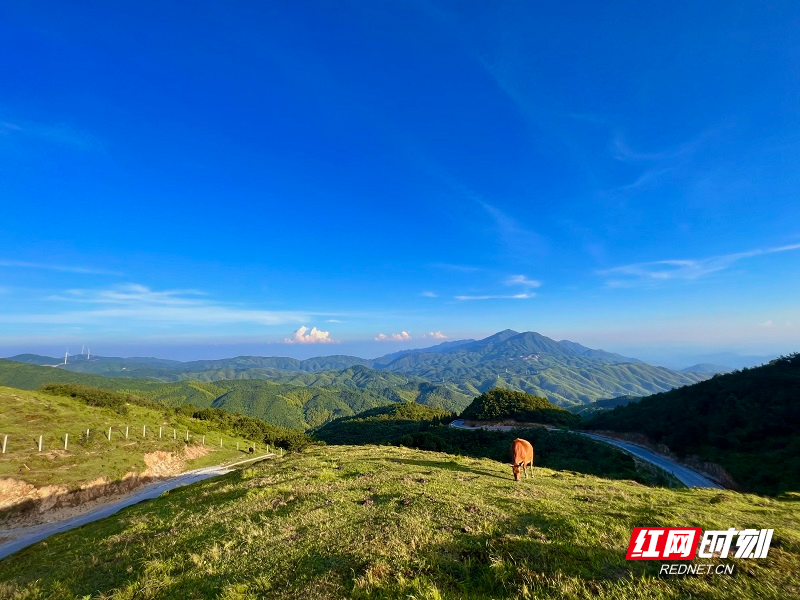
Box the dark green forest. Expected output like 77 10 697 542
190 407 314 451
461 388 581 426
586 354 800 495
313 403 452 445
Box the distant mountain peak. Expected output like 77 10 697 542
481 329 520 343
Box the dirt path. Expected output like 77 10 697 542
0 453 273 560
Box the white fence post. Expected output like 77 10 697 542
185 430 189 442
220 437 223 447
159 426 163 439
143 425 147 438
125 426 129 440
173 428 176 439
64 433 69 450
86 428 90 440
108 427 112 441
2 434 7 454
38 435 43 452
202 435 205 446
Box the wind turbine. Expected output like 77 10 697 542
64 350 69 365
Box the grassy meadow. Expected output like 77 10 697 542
0 444 798 599
0 386 264 489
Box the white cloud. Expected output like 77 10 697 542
425 331 447 339
1 119 101 151
453 274 539 302
0 259 121 276
505 274 541 288
599 243 800 287
610 131 704 164
761 320 774 328
284 326 336 344
51 284 206 305
374 331 412 342
0 283 310 327
454 293 534 301
420 291 438 298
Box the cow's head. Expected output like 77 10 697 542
511 461 524 481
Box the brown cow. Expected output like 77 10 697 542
510 438 534 481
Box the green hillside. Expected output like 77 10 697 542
179 367 472 414
0 361 422 431
0 385 263 491
314 403 452 446
586 354 800 495
20 358 476 413
1 445 798 599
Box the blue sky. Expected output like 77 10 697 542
1 1 798 364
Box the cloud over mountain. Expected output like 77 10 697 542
375 331 412 342
285 326 336 344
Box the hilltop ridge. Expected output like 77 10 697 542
6 330 710 408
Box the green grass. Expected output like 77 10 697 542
1 445 798 599
0 386 264 489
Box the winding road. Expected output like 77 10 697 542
449 419 722 489
0 454 274 560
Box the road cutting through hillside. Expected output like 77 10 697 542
449 419 723 489
0 453 274 560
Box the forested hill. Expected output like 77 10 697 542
586 354 800 495
0 360 465 430
366 331 709 406
8 330 710 407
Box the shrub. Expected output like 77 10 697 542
40 383 141 415
191 407 316 451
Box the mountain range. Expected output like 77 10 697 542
7 330 708 408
